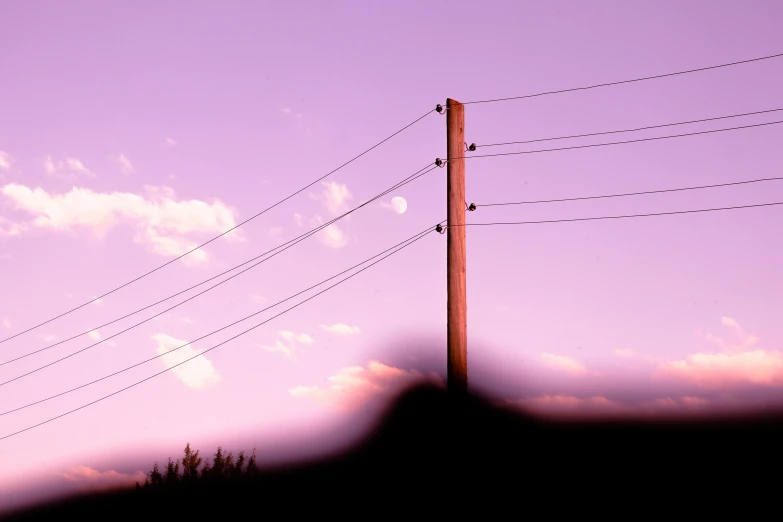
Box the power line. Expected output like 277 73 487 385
0 109 436 346
0 226 436 441
474 107 783 148
0 163 438 384
452 201 783 227
0 221 445 416
452 120 783 161
476 176 783 207
463 52 783 105
0 162 435 367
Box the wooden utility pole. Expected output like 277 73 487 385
446 98 467 394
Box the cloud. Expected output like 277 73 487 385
0 151 13 171
507 395 622 418
91 296 103 305
152 333 220 389
281 107 292 114
507 394 716 419
62 466 146 492
116 154 135 175
2 318 10 328
279 330 314 345
165 137 178 147
256 340 294 357
656 318 782 388
656 350 783 388
614 348 635 358
539 352 588 375
311 181 352 216
0 183 242 263
251 295 267 303
289 361 443 410
320 323 360 335
321 224 348 248
293 213 303 227
42 334 56 342
0 215 24 237
86 329 115 347
258 330 313 357
182 317 196 324
43 156 95 179
268 227 283 236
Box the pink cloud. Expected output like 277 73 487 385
311 181 352 216
506 394 624 418
0 151 13 172
289 361 443 410
613 348 635 358
0 183 242 263
62 466 146 492
655 350 783 388
656 317 782 389
507 393 717 419
539 352 587 375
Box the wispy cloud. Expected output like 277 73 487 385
539 352 588 375
116 154 135 175
257 330 313 357
0 215 24 237
309 215 349 249
86 329 115 347
320 323 360 335
152 333 220 389
656 318 782 389
614 348 635 358
311 181 352 216
279 330 314 345
0 183 243 264
0 151 13 172
43 156 95 179
293 213 303 227
62 466 146 492
2 318 10 328
165 137 178 147
289 361 443 410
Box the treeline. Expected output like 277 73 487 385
135 443 258 490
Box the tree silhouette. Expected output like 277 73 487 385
164 458 180 486
134 444 261 492
245 449 258 478
181 443 202 484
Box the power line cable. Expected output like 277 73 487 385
0 163 438 384
0 162 435 367
474 107 783 148
453 201 783 227
452 120 783 161
476 176 783 207
0 109 436 346
0 225 437 441
0 224 440 417
463 52 783 105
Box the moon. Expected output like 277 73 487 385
391 196 407 214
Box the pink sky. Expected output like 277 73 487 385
1 0 782 514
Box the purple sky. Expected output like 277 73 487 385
1 0 782 513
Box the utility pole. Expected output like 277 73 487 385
446 98 467 394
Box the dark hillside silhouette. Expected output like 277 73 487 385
5 383 781 519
